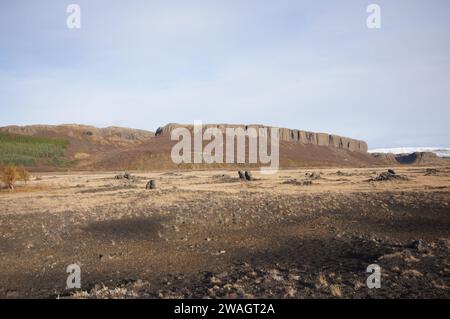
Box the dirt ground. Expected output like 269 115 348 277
0 166 449 298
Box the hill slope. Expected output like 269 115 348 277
0 132 69 166
0 124 155 170
2 123 440 171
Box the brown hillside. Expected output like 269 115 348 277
2 123 437 171
0 124 155 169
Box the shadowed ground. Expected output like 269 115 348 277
0 166 449 298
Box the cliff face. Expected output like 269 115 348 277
394 152 447 165
370 151 450 165
156 123 368 153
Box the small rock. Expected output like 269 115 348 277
424 168 438 176
401 269 423 278
306 172 321 179
146 180 156 189
288 274 301 281
6 290 19 298
411 239 427 252
269 269 284 282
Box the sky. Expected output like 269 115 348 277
0 0 449 149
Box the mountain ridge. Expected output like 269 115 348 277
2 123 447 171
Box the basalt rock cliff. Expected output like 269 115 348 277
156 123 368 153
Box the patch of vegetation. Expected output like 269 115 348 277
0 154 37 166
0 164 30 190
0 133 69 166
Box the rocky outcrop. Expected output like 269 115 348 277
370 152 398 164
156 123 368 153
394 152 446 165
371 151 449 165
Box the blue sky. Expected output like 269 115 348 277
0 0 449 148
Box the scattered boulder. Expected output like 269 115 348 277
145 180 156 189
115 172 132 180
305 172 321 179
369 170 408 182
410 239 428 253
244 171 253 181
336 170 347 176
424 168 438 176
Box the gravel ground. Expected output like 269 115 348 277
0 167 449 298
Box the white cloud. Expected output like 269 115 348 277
1 0 449 148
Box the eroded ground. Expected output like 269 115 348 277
0 167 449 298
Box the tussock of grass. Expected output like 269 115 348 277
0 133 69 166
330 284 342 298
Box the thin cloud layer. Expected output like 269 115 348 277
0 0 449 148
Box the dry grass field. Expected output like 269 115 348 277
0 166 449 298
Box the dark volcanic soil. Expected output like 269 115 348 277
0 168 449 298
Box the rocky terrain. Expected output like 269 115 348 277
0 166 448 298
